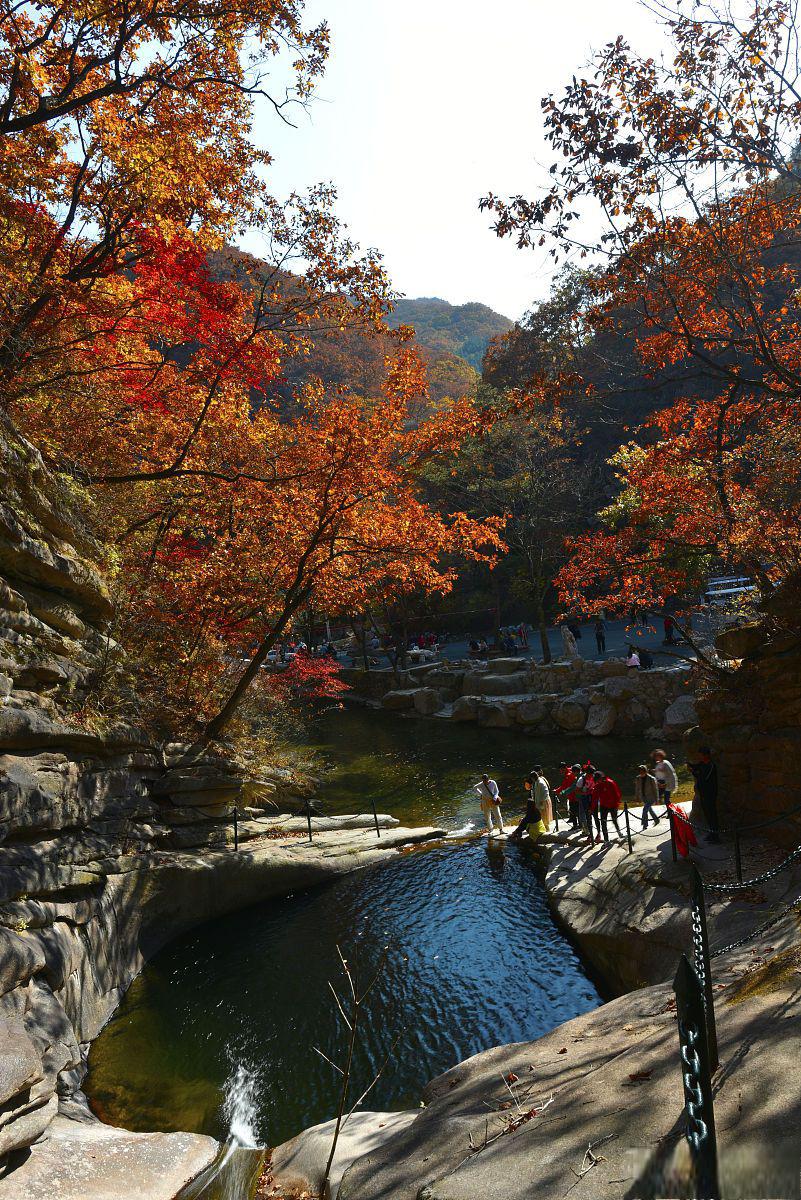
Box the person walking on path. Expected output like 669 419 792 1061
509 776 547 843
634 764 661 828
651 749 678 807
531 766 553 829
594 770 623 843
594 618 606 656
690 747 720 843
578 767 598 841
475 773 505 835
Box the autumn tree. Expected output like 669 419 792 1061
483 0 801 617
0 2 503 753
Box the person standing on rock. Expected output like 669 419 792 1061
554 762 578 828
690 747 720 843
475 773 505 835
634 764 661 828
531 766 553 829
594 770 623 843
651 749 678 808
509 776 546 842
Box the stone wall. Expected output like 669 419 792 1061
696 621 801 841
342 654 696 740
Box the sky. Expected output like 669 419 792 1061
244 1 667 322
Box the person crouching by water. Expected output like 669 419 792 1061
476 773 505 835
509 776 547 843
634 763 660 828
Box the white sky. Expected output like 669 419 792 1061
245 1 667 321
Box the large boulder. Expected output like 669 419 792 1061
381 690 416 711
450 696 481 722
603 674 637 702
585 699 617 737
271 1111 417 1200
515 698 548 727
663 692 698 737
486 657 528 676
468 674 527 697
552 696 587 732
412 688 444 716
476 702 514 728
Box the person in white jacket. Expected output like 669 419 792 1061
651 749 679 806
475 774 505 834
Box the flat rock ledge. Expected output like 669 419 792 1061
0 818 446 1198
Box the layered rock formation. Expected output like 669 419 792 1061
344 656 695 740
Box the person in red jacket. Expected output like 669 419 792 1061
593 770 622 843
553 762 577 827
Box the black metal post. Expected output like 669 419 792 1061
305 798 313 843
623 799 633 855
370 794 381 839
674 955 720 1199
232 805 239 852
734 829 743 884
668 806 678 862
690 865 719 1071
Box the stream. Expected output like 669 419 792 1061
86 708 648 1153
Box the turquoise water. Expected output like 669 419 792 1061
87 708 646 1149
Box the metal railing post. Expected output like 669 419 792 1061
305 798 314 843
734 828 743 884
673 954 720 1200
668 806 678 862
623 799 633 855
370 795 381 839
690 865 719 1071
232 805 239 852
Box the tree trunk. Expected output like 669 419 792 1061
534 589 551 664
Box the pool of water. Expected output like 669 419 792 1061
87 708 647 1149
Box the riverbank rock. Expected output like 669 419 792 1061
269 1111 418 1199
381 689 416 711
662 692 697 736
0 1115 219 1200
413 687 444 715
552 693 588 732
584 697 616 736
336 916 801 1200
450 696 481 722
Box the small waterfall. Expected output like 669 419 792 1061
183 1061 264 1200
222 1062 260 1150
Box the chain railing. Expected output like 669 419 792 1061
674 954 720 1199
733 799 801 882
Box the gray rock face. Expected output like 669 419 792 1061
515 698 548 726
585 698 617 736
663 691 698 735
476 701 513 728
450 695 481 722
552 696 587 731
412 687 444 715
271 1111 418 1200
0 1116 219 1200
381 689 416 711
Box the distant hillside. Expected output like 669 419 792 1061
388 298 513 370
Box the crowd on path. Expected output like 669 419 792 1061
473 745 721 850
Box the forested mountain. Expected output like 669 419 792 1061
388 297 513 369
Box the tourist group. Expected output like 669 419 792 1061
474 747 720 847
